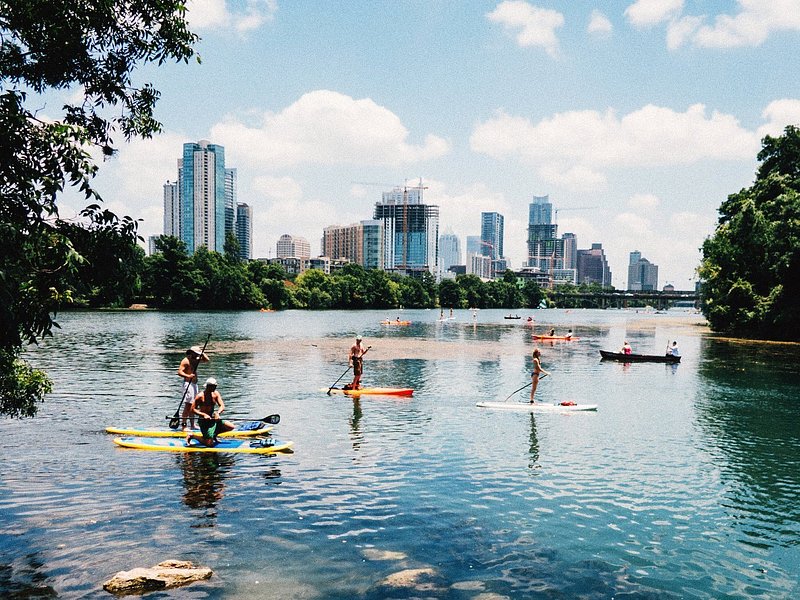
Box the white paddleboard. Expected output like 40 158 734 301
476 401 598 412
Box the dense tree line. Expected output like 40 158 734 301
136 235 545 312
699 125 800 340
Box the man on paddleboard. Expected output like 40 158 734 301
185 378 234 447
347 335 368 390
178 345 209 431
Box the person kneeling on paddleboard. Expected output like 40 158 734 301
185 378 235 447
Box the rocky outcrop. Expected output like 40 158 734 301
103 560 212 595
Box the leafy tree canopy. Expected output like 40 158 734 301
699 125 800 340
1 1 197 416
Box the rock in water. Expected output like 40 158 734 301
103 560 212 594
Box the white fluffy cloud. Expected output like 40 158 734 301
186 0 277 33
210 90 449 169
470 103 764 190
588 10 613 36
624 0 684 28
628 193 661 210
758 99 800 138
630 0 800 49
486 1 564 57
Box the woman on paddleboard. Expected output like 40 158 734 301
530 348 550 403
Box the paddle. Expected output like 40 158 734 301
327 345 371 395
168 333 211 429
166 413 280 424
503 373 548 401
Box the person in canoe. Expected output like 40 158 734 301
178 345 210 431
345 335 369 390
530 348 550 403
185 378 234 447
667 341 680 357
548 328 555 337
621 341 632 355
565 329 573 339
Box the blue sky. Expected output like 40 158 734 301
56 1 800 288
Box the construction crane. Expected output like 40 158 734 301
351 179 429 270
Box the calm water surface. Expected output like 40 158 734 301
1 309 799 599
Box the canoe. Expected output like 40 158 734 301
105 422 273 438
113 436 294 454
600 350 681 363
381 320 411 325
532 335 580 341
476 401 598 412
324 387 414 397
504 315 521 319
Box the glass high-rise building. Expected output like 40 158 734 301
322 220 383 269
178 140 226 252
577 243 612 287
374 186 439 275
466 235 482 257
480 212 504 261
627 251 658 291
527 195 559 268
225 168 238 240
438 231 461 274
236 202 252 260
163 180 179 238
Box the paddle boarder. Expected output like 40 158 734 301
178 345 209 431
529 348 550 403
347 335 369 390
185 378 234 447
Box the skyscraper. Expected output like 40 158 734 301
627 251 658 291
178 140 226 252
322 220 383 268
480 212 504 261
373 185 439 275
438 231 461 274
577 243 612 287
236 202 252 260
225 168 238 240
277 234 311 259
465 235 482 257
527 195 562 271
163 180 179 238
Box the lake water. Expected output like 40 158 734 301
1 308 799 599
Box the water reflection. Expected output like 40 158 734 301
177 453 235 527
527 414 540 470
0 551 57 598
696 339 800 549
349 398 363 453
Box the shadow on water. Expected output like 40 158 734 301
696 337 800 549
177 453 235 527
0 553 57 599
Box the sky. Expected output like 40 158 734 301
52 0 800 289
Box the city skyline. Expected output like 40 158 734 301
48 1 800 288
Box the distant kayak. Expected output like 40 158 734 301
324 387 414 397
476 401 598 412
113 436 294 454
532 335 580 341
600 350 680 363
381 320 411 325
504 315 521 319
105 422 273 438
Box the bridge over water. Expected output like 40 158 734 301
549 290 700 310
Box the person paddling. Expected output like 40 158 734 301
177 345 209 431
529 348 550 403
621 341 632 355
185 378 234 447
346 335 369 390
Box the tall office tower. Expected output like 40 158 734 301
178 140 226 252
627 251 658 291
527 195 560 269
466 235 482 257
163 180 179 237
235 203 252 261
480 212 504 260
438 231 461 273
373 185 439 275
361 220 383 270
225 168 238 240
277 234 311 259
562 233 577 270
577 243 613 287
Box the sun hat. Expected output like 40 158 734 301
205 377 217 387
355 334 362 340
188 345 208 358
